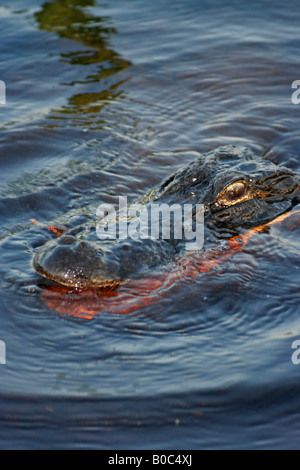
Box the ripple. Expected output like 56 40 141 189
1 0 300 449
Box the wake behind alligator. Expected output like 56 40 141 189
33 145 300 318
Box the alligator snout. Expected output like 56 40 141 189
33 235 121 289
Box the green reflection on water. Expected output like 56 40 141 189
35 0 131 125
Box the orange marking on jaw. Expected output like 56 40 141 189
30 218 67 238
47 226 67 238
229 236 245 250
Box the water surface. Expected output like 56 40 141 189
0 0 300 449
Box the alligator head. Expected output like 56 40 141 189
33 146 300 288
157 146 300 229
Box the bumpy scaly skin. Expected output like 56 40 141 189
33 146 300 288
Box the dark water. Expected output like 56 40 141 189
0 0 300 449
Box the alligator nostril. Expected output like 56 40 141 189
57 235 77 246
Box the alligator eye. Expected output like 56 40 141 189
225 181 247 200
215 180 249 207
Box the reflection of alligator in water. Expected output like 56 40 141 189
36 0 131 119
33 146 300 292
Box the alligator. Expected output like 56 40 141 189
33 145 300 290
